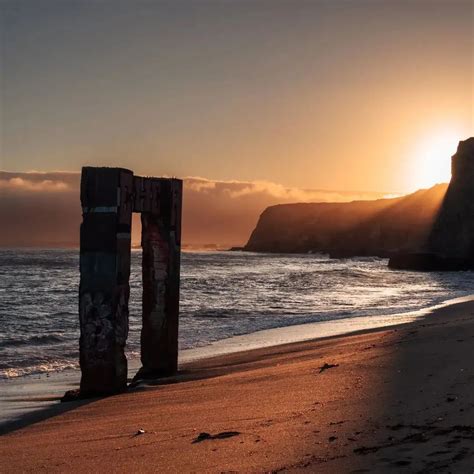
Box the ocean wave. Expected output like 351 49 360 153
1 333 66 348
190 309 236 319
2 249 474 381
0 360 79 380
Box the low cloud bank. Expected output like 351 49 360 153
0 171 388 248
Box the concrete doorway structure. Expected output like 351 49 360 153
79 167 182 397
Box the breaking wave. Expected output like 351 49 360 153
1 248 474 379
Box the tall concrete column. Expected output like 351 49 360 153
79 167 133 396
135 177 182 378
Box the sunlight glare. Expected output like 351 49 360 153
409 130 460 190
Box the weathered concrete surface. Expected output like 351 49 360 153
136 177 183 378
78 168 182 394
79 167 133 396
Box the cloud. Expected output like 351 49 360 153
0 177 70 192
184 176 390 203
219 179 382 202
0 170 390 248
184 177 217 193
0 171 80 192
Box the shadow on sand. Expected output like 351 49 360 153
2 296 474 472
0 396 96 436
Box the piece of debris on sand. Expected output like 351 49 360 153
318 363 339 374
192 431 241 443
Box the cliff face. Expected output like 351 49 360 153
387 138 474 270
244 184 447 257
245 137 474 266
428 138 474 260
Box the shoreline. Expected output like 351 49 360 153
0 295 473 431
2 297 474 471
179 294 474 362
2 294 474 433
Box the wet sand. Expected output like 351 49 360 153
1 300 474 472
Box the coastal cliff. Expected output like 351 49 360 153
390 137 474 270
244 184 447 257
245 137 474 267
427 138 474 259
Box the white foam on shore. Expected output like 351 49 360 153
2 294 474 431
179 295 474 363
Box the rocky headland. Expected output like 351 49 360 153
244 184 447 258
245 138 474 270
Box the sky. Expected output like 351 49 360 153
1 0 472 195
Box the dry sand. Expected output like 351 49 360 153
1 300 474 473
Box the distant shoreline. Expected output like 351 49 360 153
0 244 244 251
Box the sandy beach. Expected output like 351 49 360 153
1 299 474 473
2 2 473 472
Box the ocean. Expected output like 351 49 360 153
1 248 474 381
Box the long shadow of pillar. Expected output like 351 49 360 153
79 167 133 396
134 177 183 379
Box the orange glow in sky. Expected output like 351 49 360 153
1 1 472 195
405 127 467 191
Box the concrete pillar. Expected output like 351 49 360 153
134 177 182 378
79 167 133 396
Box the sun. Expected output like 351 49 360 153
408 129 461 190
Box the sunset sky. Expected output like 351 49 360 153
1 0 472 194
